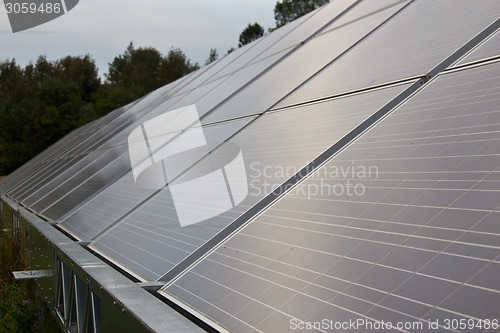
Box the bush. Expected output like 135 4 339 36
0 220 60 333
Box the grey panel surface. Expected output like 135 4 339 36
325 0 408 31
9 95 163 205
160 63 500 332
58 117 254 241
277 0 500 107
241 0 357 66
89 83 411 282
202 1 408 124
2 31 259 210
15 48 284 220
457 29 500 66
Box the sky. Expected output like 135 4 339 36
0 0 277 78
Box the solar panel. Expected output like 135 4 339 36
457 29 500 66
5 79 189 199
11 52 288 219
59 116 255 241
1 1 500 331
52 0 409 238
10 2 366 219
160 60 500 332
202 0 409 124
246 0 359 63
9 97 160 204
89 82 413 282
276 0 500 108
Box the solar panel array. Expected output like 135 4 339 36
1 0 500 331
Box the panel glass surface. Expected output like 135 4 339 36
90 83 412 282
208 13 313 81
1 56 204 204
4 113 118 198
277 0 500 107
161 63 500 332
202 1 407 124
241 0 357 67
59 117 254 241
10 95 161 204
14 53 285 220
457 30 500 66
21 45 296 218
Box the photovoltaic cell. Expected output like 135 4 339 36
58 117 255 241
53 1 413 244
202 1 408 124
160 62 500 332
324 0 408 31
90 82 412 281
245 0 358 64
8 9 347 218
276 0 500 107
457 29 500 66
1 1 499 332
10 95 165 205
7 77 188 199
49 51 294 224
16 51 284 220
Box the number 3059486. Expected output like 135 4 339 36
5 2 62 14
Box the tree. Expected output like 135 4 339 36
205 48 219 65
0 45 198 176
106 43 198 100
274 0 329 28
0 56 101 174
106 42 163 94
159 47 199 83
239 23 265 47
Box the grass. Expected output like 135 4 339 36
0 215 61 333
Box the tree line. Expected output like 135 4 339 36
0 0 328 176
0 45 197 175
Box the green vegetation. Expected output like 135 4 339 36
205 48 219 65
0 219 60 332
239 23 265 47
274 0 329 28
238 0 329 43
0 44 197 176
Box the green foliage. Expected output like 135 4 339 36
0 43 198 176
160 47 199 83
205 48 219 65
239 22 265 47
106 43 198 99
0 283 39 333
0 55 101 174
0 219 60 333
274 0 329 28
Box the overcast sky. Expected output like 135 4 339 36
0 0 277 78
